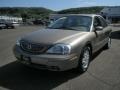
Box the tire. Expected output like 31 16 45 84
77 46 91 73
104 37 111 49
5 26 8 29
0 27 3 29
11 26 15 29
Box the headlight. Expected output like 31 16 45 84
16 39 21 46
46 44 71 55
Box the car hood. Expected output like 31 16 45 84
22 29 88 44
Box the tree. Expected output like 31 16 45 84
57 6 104 14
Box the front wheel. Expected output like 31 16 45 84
77 46 91 73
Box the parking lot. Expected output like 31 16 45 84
0 25 120 90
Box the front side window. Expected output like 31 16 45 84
94 17 102 27
99 16 108 27
48 16 92 32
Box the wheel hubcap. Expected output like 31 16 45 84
82 49 90 69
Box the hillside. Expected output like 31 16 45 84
57 6 104 14
0 7 54 19
0 6 105 20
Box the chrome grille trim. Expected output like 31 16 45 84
20 40 50 54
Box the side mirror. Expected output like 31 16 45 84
95 26 103 31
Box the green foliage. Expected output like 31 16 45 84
0 6 104 22
0 7 53 19
58 6 104 14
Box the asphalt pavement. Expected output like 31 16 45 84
0 26 120 90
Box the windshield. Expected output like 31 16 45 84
48 16 92 32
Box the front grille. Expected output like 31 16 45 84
20 40 51 54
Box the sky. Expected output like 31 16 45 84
0 0 120 11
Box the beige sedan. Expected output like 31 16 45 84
13 14 112 72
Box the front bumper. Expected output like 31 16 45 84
13 45 79 71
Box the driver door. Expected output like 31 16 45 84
93 16 104 51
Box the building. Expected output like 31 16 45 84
0 16 23 23
100 6 120 23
